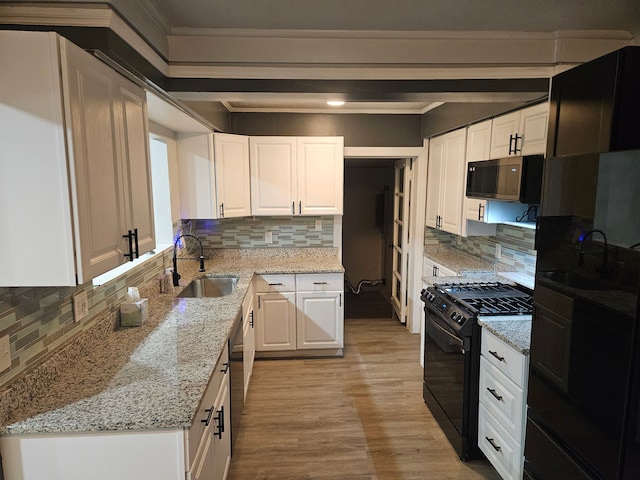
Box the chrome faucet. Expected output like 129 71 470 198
578 229 608 276
173 234 205 287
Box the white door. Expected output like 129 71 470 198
295 291 343 349
425 135 444 229
439 129 466 235
255 292 297 351
250 137 297 215
214 133 251 218
391 160 411 324
463 120 492 227
490 111 520 159
519 103 549 155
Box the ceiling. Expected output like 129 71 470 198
4 0 639 114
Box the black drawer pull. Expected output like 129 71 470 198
486 436 502 452
489 350 505 362
214 406 224 439
268 283 283 286
313 282 328 285
487 388 503 401
202 407 214 426
221 362 230 374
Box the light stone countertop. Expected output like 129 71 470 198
477 318 532 355
423 245 498 276
1 252 344 436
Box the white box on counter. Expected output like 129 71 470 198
120 298 148 327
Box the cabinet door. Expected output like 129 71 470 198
177 133 217 219
250 137 297 215
462 120 493 235
296 137 344 215
242 285 255 399
62 39 128 281
519 103 549 156
116 79 156 257
295 291 343 349
255 292 297 351
0 31 78 286
490 111 520 159
425 135 445 229
213 370 231 480
439 129 466 235
214 133 251 218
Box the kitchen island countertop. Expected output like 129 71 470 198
1 250 343 436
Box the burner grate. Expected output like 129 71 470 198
434 281 533 316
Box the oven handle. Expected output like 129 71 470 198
427 314 464 349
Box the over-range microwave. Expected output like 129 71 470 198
466 154 543 204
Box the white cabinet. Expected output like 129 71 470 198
189 344 231 480
250 136 344 216
178 132 252 219
254 273 344 353
426 129 466 235
295 274 344 350
1 346 231 480
0 30 154 286
478 328 529 480
214 133 251 218
489 103 548 159
423 256 458 278
242 282 255 399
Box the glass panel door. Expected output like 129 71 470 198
391 159 411 324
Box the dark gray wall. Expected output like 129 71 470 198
230 113 423 147
420 102 539 138
182 100 232 132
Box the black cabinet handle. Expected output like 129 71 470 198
485 436 502 452
313 282 328 285
220 203 224 217
339 293 342 307
202 407 214 426
479 204 485 221
487 387 503 401
250 310 254 328
221 362 230 374
214 406 224 439
509 133 522 154
292 202 295 214
299 201 302 214
123 230 134 261
489 350 505 362
133 228 139 259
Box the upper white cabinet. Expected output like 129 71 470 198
213 133 251 218
177 133 218 219
425 129 466 235
0 31 154 286
489 103 549 159
250 136 344 216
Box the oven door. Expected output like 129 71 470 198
424 310 466 436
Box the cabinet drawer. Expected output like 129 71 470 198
481 328 528 388
296 273 343 291
254 274 295 292
478 404 523 480
187 347 228 469
479 357 526 443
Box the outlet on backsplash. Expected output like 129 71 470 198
495 243 502 259
0 335 10 372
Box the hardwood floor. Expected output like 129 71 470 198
228 317 501 480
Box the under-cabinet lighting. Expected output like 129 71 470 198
327 100 345 106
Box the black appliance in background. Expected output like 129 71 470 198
525 150 640 479
421 282 533 461
466 154 544 204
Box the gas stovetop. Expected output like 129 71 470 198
436 281 533 316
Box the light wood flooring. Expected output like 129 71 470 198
228 317 501 480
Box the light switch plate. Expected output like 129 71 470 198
265 231 273 244
0 335 10 372
495 243 502 259
315 219 322 231
73 290 89 323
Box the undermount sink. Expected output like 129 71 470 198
541 271 608 291
177 276 239 298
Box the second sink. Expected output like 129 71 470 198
177 276 239 298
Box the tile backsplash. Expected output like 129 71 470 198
425 223 537 275
180 215 335 249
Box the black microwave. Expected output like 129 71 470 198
466 154 543 203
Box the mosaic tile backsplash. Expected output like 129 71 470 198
179 215 335 249
424 223 537 275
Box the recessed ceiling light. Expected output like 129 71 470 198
327 100 345 106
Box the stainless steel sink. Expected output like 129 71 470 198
177 276 239 298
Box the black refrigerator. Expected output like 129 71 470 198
524 150 640 479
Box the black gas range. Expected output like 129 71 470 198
421 281 533 461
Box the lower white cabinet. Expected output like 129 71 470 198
254 273 344 353
0 346 232 480
423 256 458 278
242 282 256 398
478 328 529 480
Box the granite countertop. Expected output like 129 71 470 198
423 245 498 276
1 252 343 436
477 318 532 355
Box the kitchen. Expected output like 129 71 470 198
1 1 640 479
